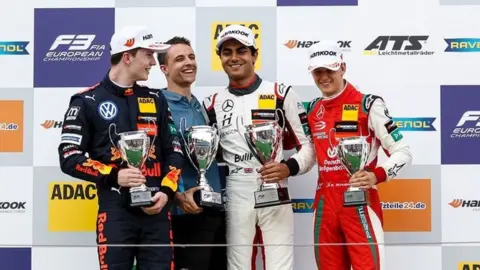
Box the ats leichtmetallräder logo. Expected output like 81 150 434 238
34 8 114 87
441 85 480 164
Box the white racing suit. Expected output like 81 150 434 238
202 75 315 270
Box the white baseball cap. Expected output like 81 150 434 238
110 25 170 55
216 24 257 51
307 40 344 72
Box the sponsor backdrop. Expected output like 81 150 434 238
1 0 477 269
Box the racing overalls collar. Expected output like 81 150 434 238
322 80 355 108
102 73 135 97
227 73 262 96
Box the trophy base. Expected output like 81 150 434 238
129 188 156 208
194 190 224 210
343 189 367 207
254 186 291 209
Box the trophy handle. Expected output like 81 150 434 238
236 116 264 165
108 123 120 152
275 108 286 130
147 119 157 160
179 117 200 172
328 128 338 154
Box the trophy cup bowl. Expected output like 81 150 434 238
336 136 370 207
181 124 223 209
243 120 292 209
117 130 155 207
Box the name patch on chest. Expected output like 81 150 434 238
252 109 276 124
258 94 276 109
137 97 156 113
341 104 359 121
334 121 358 133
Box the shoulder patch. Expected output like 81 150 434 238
76 83 100 95
362 94 383 113
307 97 323 114
274 82 291 100
203 93 217 111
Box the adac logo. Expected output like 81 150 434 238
449 199 480 211
363 36 434 56
77 159 112 176
41 120 63 129
445 38 480 52
48 182 98 232
457 262 480 270
0 41 30 55
393 117 436 131
284 40 352 51
211 22 261 71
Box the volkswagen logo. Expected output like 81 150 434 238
222 99 234 112
98 101 118 120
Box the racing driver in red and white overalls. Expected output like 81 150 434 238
305 40 413 269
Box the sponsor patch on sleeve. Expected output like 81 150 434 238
60 133 82 145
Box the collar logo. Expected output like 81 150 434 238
98 101 118 120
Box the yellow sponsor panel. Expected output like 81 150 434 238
341 104 359 121
211 22 262 71
48 182 98 232
458 262 480 270
138 97 156 113
258 94 276 109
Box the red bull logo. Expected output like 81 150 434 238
110 147 122 161
80 159 113 175
141 162 161 177
148 147 156 159
162 166 181 191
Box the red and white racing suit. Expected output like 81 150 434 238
307 82 412 270
203 75 315 270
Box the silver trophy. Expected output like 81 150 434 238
179 117 223 208
109 123 157 207
329 129 370 207
237 109 291 209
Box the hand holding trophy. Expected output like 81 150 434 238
179 117 223 209
237 109 291 209
109 122 157 207
329 128 371 207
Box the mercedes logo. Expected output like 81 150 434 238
222 99 234 112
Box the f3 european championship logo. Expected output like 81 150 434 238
211 22 261 71
444 38 480 52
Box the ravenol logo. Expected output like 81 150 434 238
292 199 314 213
445 38 480 52
211 22 261 71
0 41 30 55
393 117 436 131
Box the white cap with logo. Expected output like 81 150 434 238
215 24 257 51
307 40 344 72
110 25 170 55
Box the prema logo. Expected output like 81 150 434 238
449 199 480 210
284 40 351 51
